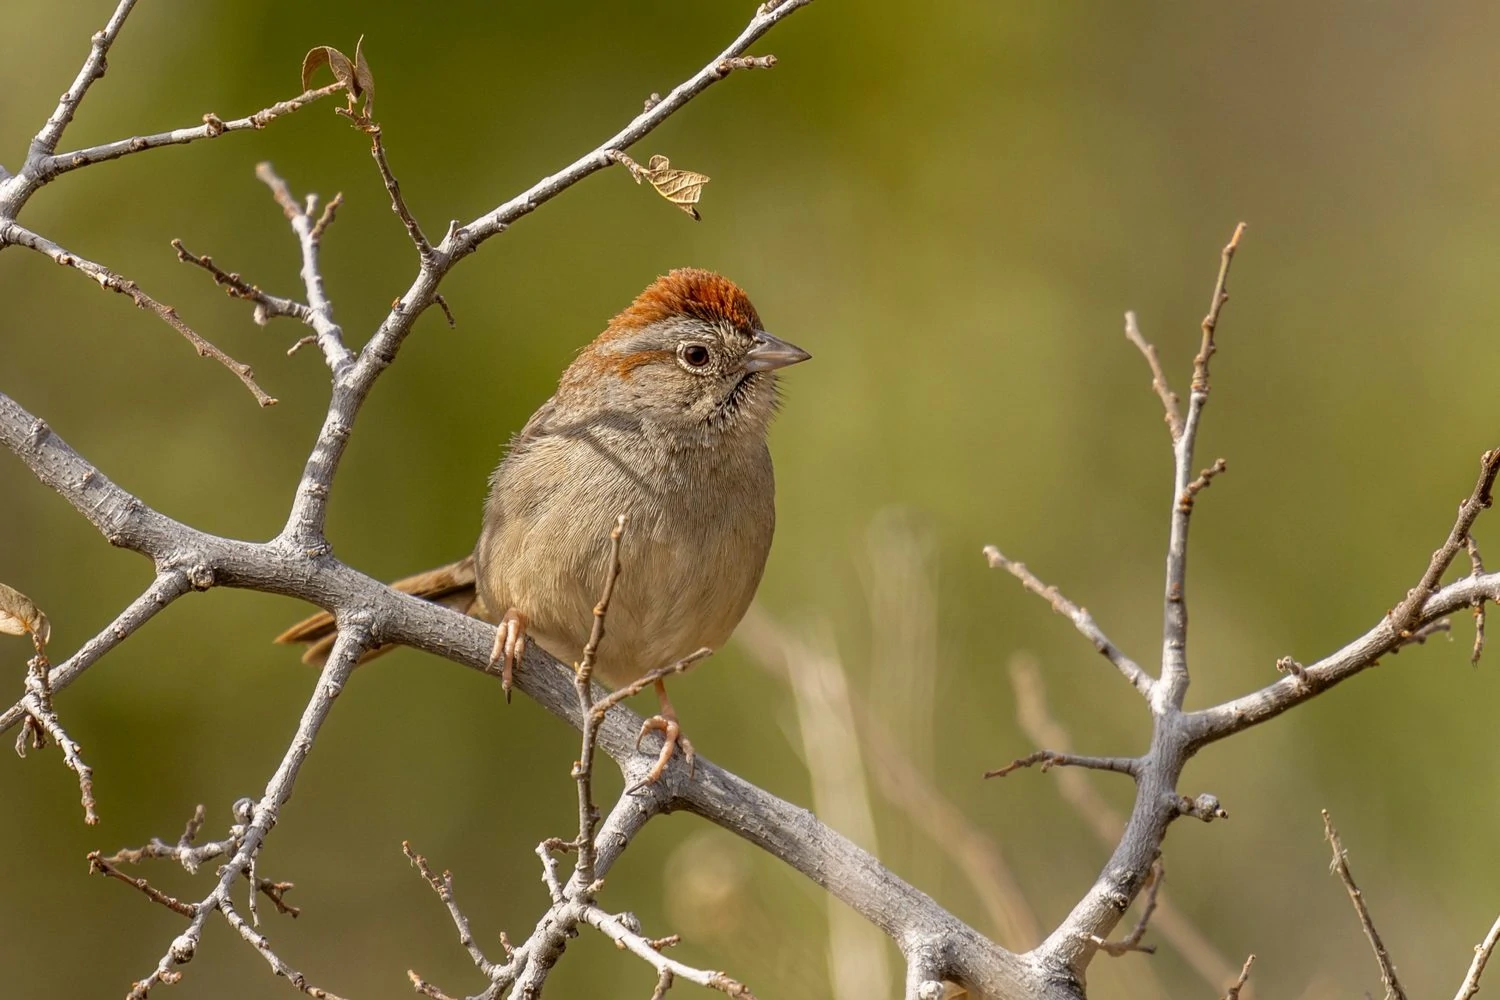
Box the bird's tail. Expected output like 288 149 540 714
274 554 484 666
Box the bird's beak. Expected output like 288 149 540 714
743 330 812 372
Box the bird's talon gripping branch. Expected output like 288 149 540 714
632 712 695 791
488 608 529 702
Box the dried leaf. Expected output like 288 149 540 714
353 35 375 116
0 582 49 648
302 45 356 94
637 154 709 220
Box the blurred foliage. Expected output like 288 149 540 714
4 1 1500 998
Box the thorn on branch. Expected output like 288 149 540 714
1178 458 1228 513
1322 810 1407 1000
1275 655 1307 678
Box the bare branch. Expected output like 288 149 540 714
0 221 275 405
1389 448 1500 635
0 571 193 734
1222 955 1255 1000
38 83 345 184
983 546 1154 699
367 125 432 261
113 627 369 998
171 239 314 325
253 163 353 374
88 852 195 916
1323 810 1407 1000
1123 310 1183 441
1179 458 1228 512
1082 860 1162 957
1157 222 1247 711
1454 914 1500 1000
579 903 758 998
403 842 500 980
1009 656 1248 992
455 0 815 250
26 0 138 160
1467 534 1487 665
984 751 1138 780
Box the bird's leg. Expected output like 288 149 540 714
486 608 529 703
631 679 695 790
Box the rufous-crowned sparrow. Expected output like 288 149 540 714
278 268 810 783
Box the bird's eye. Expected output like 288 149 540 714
680 343 711 368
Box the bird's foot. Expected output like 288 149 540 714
486 608 528 703
629 715 695 791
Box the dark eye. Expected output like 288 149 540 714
681 343 711 368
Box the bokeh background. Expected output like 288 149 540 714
4 2 1500 997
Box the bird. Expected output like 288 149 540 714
276 268 810 785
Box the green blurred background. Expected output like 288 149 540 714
4 1 1500 997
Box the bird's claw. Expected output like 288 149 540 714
487 608 529 703
629 714 695 791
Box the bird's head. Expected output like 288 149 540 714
561 268 810 440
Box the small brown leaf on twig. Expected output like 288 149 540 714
620 153 710 220
0 582 49 648
353 35 375 117
302 46 355 95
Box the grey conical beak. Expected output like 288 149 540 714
743 330 811 372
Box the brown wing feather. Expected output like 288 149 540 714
274 555 483 665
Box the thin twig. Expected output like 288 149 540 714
1009 655 1246 991
172 239 313 325
403 842 499 978
88 852 196 916
573 514 628 887
17 648 97 824
984 751 1138 780
1467 535 1488 665
590 648 715 718
1179 458 1228 512
366 125 432 261
1158 222 1247 711
1389 449 1500 635
26 0 139 160
0 572 192 734
1192 223 1247 395
0 221 275 405
1323 810 1407 1000
1223 954 1255 1000
1081 859 1162 956
253 163 354 375
39 83 346 183
1454 914 1500 1000
983 546 1153 699
1123 310 1183 441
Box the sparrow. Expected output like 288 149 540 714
277 268 810 784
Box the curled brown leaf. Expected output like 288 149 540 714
0 582 49 648
618 153 710 220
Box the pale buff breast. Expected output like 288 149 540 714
475 422 775 689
